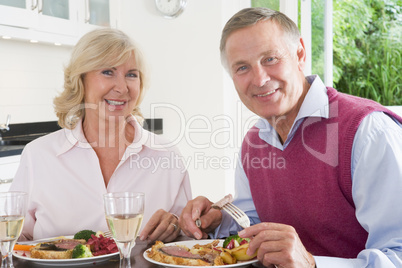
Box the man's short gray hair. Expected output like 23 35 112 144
220 7 301 69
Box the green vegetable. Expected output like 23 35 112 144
72 244 93 259
223 234 249 248
74 230 96 241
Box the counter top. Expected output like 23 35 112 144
0 145 24 157
0 121 61 158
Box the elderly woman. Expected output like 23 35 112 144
10 28 191 243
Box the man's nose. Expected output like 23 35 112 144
252 65 270 87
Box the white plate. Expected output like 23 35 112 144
13 236 119 266
143 239 259 268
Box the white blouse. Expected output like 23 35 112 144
10 116 192 240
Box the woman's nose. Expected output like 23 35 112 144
252 65 270 87
113 75 128 94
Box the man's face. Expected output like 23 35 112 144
225 20 307 123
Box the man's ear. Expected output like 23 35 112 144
296 37 307 71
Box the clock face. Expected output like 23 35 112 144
155 0 187 18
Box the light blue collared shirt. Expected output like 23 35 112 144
214 75 402 267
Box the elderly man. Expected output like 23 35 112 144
179 7 402 268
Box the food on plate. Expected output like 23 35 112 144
211 194 234 209
147 240 222 266
72 244 93 258
14 229 118 260
147 236 257 266
30 238 87 259
73 229 96 241
221 234 256 261
222 234 249 249
13 244 34 251
229 243 256 261
86 233 118 256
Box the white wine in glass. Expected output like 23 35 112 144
0 192 27 268
104 192 144 268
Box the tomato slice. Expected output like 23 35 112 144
226 239 235 249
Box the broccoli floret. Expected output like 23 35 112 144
72 244 93 259
74 230 96 241
223 234 250 248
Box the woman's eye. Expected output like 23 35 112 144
127 72 138 78
101 70 113 76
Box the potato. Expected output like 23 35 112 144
220 249 237 264
229 243 257 261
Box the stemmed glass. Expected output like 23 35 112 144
0 192 27 268
103 192 144 268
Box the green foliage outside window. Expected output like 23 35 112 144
319 0 401 105
253 0 401 106
251 0 279 11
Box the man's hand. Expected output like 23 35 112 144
139 209 180 242
239 222 316 268
179 196 222 239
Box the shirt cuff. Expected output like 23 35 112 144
314 256 365 268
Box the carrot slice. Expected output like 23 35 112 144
13 244 34 251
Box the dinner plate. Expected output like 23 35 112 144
13 236 119 266
143 239 259 268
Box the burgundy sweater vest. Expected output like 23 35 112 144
241 87 402 257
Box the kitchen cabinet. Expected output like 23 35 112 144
0 0 119 46
0 155 20 192
77 0 119 37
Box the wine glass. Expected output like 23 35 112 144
0 192 27 268
103 192 144 268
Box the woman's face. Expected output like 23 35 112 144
83 54 141 123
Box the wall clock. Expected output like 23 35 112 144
155 0 187 19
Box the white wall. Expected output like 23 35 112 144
0 0 253 202
0 40 71 123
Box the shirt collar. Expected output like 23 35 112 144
254 75 329 149
57 115 166 157
298 75 329 120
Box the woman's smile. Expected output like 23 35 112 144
105 99 128 110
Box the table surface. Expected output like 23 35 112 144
12 236 260 267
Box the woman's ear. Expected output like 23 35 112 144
296 37 307 71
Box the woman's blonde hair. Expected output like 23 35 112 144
54 28 148 129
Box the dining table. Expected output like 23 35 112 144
12 236 261 267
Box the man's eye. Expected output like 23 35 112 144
237 66 248 72
265 57 277 65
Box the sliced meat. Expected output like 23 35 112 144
55 239 84 250
211 194 233 209
38 243 67 251
160 246 203 259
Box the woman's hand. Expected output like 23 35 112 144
178 196 222 240
239 222 316 268
139 209 180 242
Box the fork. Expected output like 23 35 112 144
102 230 113 238
212 194 250 229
